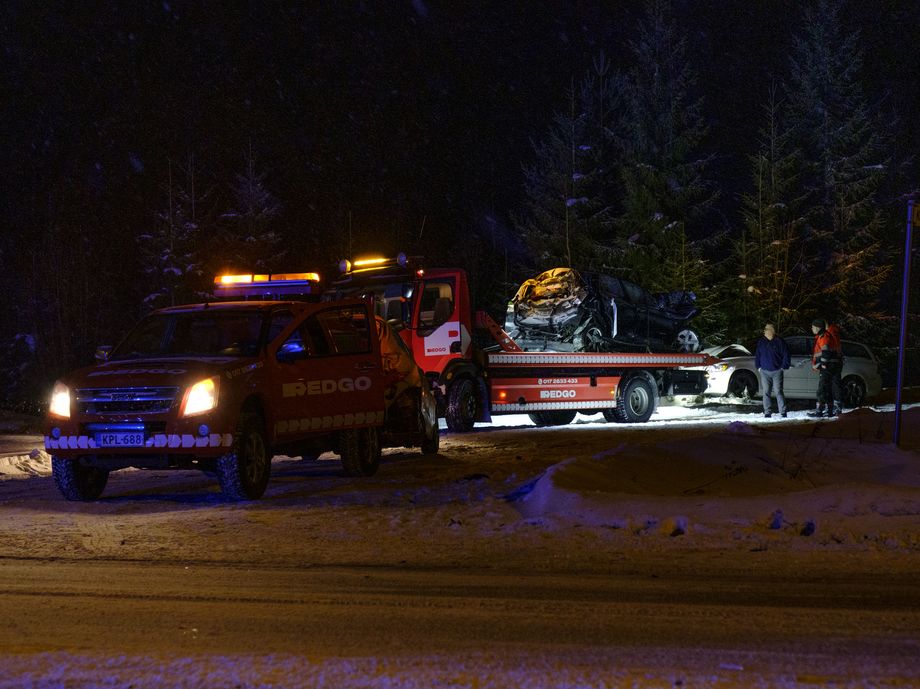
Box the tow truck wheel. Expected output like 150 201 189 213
445 378 478 433
52 457 109 501
419 383 440 455
340 427 381 477
601 408 626 423
528 410 577 427
217 412 271 501
614 376 656 423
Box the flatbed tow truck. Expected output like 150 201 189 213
326 254 719 431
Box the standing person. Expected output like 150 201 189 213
755 322 791 418
809 318 843 417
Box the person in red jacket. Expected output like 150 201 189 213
809 318 843 417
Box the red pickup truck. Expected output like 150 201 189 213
45 295 439 501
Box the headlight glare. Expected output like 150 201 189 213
49 381 71 418
181 377 219 417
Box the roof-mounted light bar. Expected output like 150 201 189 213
339 252 409 274
213 272 321 299
214 272 320 286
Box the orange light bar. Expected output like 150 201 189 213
352 256 389 268
216 274 253 285
216 272 317 285
271 272 320 282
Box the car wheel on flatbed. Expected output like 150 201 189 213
52 457 109 501
216 411 271 501
340 426 381 476
675 329 700 352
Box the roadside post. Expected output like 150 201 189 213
894 201 917 447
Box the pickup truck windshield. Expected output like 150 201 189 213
112 311 266 359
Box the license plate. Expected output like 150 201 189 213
95 432 144 448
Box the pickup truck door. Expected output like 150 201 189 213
270 302 386 440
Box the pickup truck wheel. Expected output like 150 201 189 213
614 376 655 423
217 413 271 501
528 410 577 427
52 457 108 501
445 378 477 433
340 427 381 477
419 383 440 455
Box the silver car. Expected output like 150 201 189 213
697 336 883 407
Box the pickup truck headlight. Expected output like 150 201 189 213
180 377 220 417
49 381 71 418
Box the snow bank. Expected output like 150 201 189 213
0 448 49 478
512 406 920 548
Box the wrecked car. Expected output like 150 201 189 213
504 267 701 353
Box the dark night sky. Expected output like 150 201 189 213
2 1 918 263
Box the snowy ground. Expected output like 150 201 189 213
1 395 919 687
2 398 920 560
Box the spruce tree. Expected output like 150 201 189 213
220 141 285 273
783 0 891 337
513 55 621 272
138 155 210 309
735 87 810 338
614 0 716 294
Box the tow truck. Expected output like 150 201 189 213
325 254 718 431
44 276 439 502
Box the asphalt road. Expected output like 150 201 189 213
0 558 918 687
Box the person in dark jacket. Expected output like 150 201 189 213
809 318 843 417
754 322 791 418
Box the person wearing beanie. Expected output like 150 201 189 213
755 322 791 418
809 318 843 417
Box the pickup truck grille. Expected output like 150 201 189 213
75 387 179 415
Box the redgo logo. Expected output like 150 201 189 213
282 376 372 397
540 389 576 399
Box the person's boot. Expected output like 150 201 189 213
828 401 842 417
807 404 826 418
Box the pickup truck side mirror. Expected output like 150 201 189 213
95 346 113 362
276 348 309 364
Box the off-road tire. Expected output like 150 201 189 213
727 371 758 399
528 410 577 427
613 376 656 423
340 427 381 477
841 376 866 408
216 412 271 501
52 457 109 501
445 378 478 433
419 382 440 455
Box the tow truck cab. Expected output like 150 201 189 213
325 255 487 406
45 286 439 502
